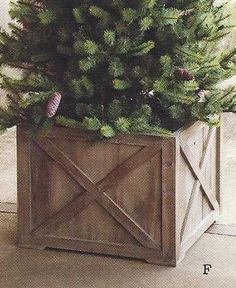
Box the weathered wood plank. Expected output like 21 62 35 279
216 125 222 211
17 126 32 244
30 234 164 261
46 126 163 146
161 138 176 259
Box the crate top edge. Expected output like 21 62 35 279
173 121 207 136
17 121 206 145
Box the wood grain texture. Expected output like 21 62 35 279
161 138 176 260
176 125 220 258
216 124 222 211
180 128 217 241
17 122 220 266
17 127 31 244
33 138 161 249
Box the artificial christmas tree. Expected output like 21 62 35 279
0 0 235 265
0 0 235 135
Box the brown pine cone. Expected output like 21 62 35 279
46 92 62 118
174 68 195 81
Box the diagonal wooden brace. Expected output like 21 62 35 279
32 138 161 249
180 128 219 241
180 143 219 212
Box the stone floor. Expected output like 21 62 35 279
0 213 235 288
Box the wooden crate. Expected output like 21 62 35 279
17 121 221 266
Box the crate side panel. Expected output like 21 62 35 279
18 128 174 262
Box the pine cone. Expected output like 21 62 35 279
46 92 62 118
174 68 194 81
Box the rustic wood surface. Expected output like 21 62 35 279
17 122 220 266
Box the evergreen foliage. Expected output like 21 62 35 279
0 0 236 137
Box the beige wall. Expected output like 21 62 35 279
0 1 16 204
225 0 236 48
0 0 11 31
0 0 14 106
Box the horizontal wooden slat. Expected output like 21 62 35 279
30 235 163 260
45 126 164 146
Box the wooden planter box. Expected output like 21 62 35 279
17 121 221 266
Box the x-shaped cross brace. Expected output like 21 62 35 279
180 128 219 241
31 138 161 250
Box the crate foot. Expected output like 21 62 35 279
145 258 176 267
17 242 46 251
